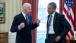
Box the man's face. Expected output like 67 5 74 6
25 6 32 14
47 5 55 14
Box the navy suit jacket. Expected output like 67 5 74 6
46 12 71 43
10 13 38 43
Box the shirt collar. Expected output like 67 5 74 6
51 12 55 17
22 12 26 17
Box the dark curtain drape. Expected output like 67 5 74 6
73 0 76 31
22 0 38 43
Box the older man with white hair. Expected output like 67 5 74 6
10 3 40 43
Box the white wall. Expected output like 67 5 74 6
0 0 22 32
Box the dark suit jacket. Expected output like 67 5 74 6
10 13 38 43
46 12 71 42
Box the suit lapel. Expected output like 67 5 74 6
47 15 51 34
53 12 57 24
47 15 50 25
19 13 27 23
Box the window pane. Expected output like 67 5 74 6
38 0 60 8
38 8 48 23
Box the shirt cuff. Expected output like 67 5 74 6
18 26 21 30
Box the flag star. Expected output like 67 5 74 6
68 1 69 3
69 4 71 6
66 1 67 3
72 2 73 4
70 2 71 3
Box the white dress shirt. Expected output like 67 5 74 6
22 12 26 19
48 12 55 34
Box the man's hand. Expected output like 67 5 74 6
19 23 25 28
36 19 40 24
55 36 61 42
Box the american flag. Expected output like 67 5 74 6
63 0 74 41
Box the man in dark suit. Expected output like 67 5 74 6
10 3 40 43
45 2 71 43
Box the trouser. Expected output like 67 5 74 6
45 34 66 43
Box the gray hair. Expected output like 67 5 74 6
48 2 57 9
22 3 31 11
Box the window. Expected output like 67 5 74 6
36 0 60 43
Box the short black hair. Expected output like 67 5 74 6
48 2 57 9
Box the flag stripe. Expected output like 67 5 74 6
66 34 70 39
70 30 74 36
63 7 74 27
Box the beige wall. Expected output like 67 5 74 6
0 0 22 32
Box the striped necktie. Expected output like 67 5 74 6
48 15 52 27
26 15 29 24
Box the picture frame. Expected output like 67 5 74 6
0 2 5 23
